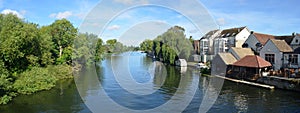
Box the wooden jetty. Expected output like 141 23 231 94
214 75 275 89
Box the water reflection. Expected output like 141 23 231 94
0 79 90 113
2 52 300 113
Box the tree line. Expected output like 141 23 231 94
140 26 193 65
0 13 132 104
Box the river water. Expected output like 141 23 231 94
1 52 300 113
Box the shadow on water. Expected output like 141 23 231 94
0 79 91 113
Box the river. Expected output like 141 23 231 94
1 52 300 113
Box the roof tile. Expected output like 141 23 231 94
232 55 272 68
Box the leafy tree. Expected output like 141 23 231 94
47 19 77 64
106 39 117 52
154 26 192 60
140 39 153 53
140 26 192 65
154 41 161 57
0 14 107 104
106 39 117 46
95 38 105 61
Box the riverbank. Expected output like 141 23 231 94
257 76 300 92
220 74 300 92
0 64 73 105
215 75 275 89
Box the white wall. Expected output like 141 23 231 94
244 34 259 51
283 54 300 68
211 54 227 75
235 28 251 47
290 35 300 49
260 40 283 70
208 30 221 54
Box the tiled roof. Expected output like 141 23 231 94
253 33 275 45
270 39 293 52
218 53 237 65
230 47 254 59
218 26 247 37
275 36 294 44
232 55 272 68
202 29 220 39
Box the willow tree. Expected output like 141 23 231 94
154 26 193 61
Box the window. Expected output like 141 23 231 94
296 39 299 43
289 54 298 64
203 48 209 54
226 33 231 37
232 33 236 36
265 54 275 64
204 41 209 48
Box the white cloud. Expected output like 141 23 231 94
107 25 121 30
113 0 148 5
216 18 226 26
49 11 73 19
1 9 25 18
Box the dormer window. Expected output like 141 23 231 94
226 33 231 37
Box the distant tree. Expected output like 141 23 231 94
140 39 153 53
106 39 117 46
95 38 105 61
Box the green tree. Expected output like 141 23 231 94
140 39 153 53
106 39 117 53
95 38 105 61
106 39 117 46
47 19 77 64
154 26 192 60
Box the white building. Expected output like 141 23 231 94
289 33 300 49
213 26 251 55
199 29 221 62
243 32 275 53
260 39 293 70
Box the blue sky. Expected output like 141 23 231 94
1 0 299 45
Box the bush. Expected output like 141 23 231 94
0 93 16 105
201 68 211 75
47 64 73 80
13 67 57 95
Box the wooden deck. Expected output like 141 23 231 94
214 75 275 89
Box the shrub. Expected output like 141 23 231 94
13 67 57 95
47 64 73 80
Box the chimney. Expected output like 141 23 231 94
292 32 295 36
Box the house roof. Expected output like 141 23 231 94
275 36 294 44
230 47 254 59
269 39 293 52
218 53 237 65
218 26 247 38
201 29 220 39
253 32 275 45
232 55 272 68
